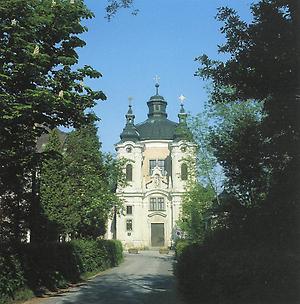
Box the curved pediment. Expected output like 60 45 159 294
148 212 167 218
144 189 169 198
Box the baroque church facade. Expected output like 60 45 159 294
107 83 195 249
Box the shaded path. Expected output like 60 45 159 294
30 251 185 304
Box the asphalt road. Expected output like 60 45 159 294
30 250 185 304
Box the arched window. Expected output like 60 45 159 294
181 163 188 180
126 164 133 181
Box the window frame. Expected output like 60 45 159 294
125 163 133 181
126 219 133 231
181 163 188 181
126 205 133 215
149 197 165 211
149 159 165 175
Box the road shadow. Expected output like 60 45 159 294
57 271 184 304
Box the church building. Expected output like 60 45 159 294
108 82 195 249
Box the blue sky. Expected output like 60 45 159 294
77 0 254 152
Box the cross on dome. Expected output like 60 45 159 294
153 75 160 95
128 96 133 107
178 94 186 105
153 75 160 84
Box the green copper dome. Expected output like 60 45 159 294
119 84 192 142
136 86 178 140
120 105 140 142
173 104 192 141
136 117 178 140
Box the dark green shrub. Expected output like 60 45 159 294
20 242 80 291
103 239 123 266
1 239 123 303
70 239 123 273
175 239 190 259
20 239 123 291
176 243 300 304
0 252 24 304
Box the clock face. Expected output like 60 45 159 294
126 146 133 153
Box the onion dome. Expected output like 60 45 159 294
174 101 192 141
136 83 178 140
120 104 140 142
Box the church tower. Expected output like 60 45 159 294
108 82 195 249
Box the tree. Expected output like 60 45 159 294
0 0 105 243
196 1 298 102
195 0 299 248
179 181 215 243
195 1 299 178
63 123 118 239
38 126 126 241
209 101 267 206
177 111 220 243
188 110 223 199
38 129 68 241
105 0 138 20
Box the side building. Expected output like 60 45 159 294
108 84 195 249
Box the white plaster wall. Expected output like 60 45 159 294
111 139 196 249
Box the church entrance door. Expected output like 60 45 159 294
151 223 164 247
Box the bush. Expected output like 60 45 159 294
175 239 190 259
71 239 123 274
176 243 300 304
0 252 24 304
1 239 123 304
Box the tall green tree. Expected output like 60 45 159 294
179 181 215 243
178 110 220 243
38 129 68 241
0 0 105 243
188 111 222 198
63 124 117 239
209 101 267 206
195 0 299 248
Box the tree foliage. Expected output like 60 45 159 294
105 0 138 20
0 0 106 243
194 0 299 249
39 125 125 240
0 0 105 162
63 124 112 238
209 101 267 206
188 112 222 197
196 1 298 102
179 182 214 243
39 129 68 241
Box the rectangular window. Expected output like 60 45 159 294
149 197 165 211
149 159 165 175
150 197 157 211
149 160 156 175
126 219 133 231
126 164 133 181
157 197 164 210
157 160 165 173
126 205 133 215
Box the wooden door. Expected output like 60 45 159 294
151 223 164 247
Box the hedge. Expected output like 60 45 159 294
176 243 300 304
0 253 25 304
0 239 123 304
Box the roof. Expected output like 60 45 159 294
36 129 67 152
136 117 178 141
119 85 190 142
